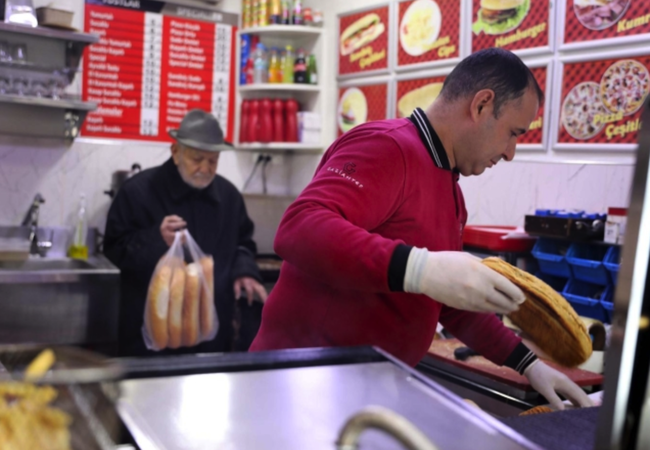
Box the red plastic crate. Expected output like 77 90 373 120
463 226 537 252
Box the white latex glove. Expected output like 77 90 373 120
403 249 525 314
524 360 595 410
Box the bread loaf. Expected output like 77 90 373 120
482 257 592 367
146 265 172 349
182 263 201 346
167 266 186 349
199 256 216 338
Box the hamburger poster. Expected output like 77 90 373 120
338 5 391 77
557 55 650 146
563 0 650 46
472 0 550 52
337 83 388 136
397 0 461 68
396 75 447 118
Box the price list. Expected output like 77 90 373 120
82 0 238 143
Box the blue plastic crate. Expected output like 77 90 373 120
602 300 614 324
562 279 611 322
566 243 611 285
532 239 573 278
604 246 621 285
535 272 568 293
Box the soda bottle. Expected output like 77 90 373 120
281 0 291 24
292 0 303 25
307 54 317 85
253 43 268 84
268 47 282 83
282 45 294 84
293 48 307 84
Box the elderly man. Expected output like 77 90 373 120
105 109 267 356
251 48 594 410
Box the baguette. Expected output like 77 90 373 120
167 266 186 349
146 265 172 350
482 257 592 367
199 256 216 338
182 263 201 347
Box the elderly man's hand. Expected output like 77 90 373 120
524 360 595 410
160 215 187 246
234 277 268 305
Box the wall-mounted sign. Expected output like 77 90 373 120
337 83 389 135
81 0 237 143
338 4 391 78
518 64 548 147
395 74 446 118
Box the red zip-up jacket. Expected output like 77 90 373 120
251 110 534 370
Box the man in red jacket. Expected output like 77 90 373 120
250 49 593 410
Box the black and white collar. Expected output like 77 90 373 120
408 108 452 171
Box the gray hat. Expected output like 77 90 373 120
168 109 233 152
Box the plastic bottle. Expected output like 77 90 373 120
67 194 88 260
268 48 282 83
293 48 307 84
270 0 281 24
282 45 294 84
281 0 291 24
292 0 303 25
279 49 287 82
307 53 317 85
285 99 298 142
272 99 285 142
259 98 273 143
245 56 255 84
240 100 250 143
253 43 268 84
248 100 260 141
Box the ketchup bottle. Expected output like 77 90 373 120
272 99 285 142
248 100 260 142
239 100 250 143
259 98 273 143
285 99 299 143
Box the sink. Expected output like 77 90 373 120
0 258 96 271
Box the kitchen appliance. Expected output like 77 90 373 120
104 163 141 199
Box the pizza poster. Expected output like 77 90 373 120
518 66 546 145
471 0 550 52
396 75 446 118
82 0 237 143
558 56 650 145
337 83 388 136
564 0 650 45
338 5 390 77
397 0 460 68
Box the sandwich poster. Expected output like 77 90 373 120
338 5 391 77
564 0 650 45
471 0 550 52
558 55 650 145
396 75 446 118
518 65 547 145
397 0 460 68
337 83 388 136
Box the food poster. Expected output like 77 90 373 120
564 0 650 45
338 5 390 77
397 0 460 68
395 75 446 118
518 65 547 146
337 83 389 136
558 55 650 145
471 0 550 52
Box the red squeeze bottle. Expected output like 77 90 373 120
285 99 299 142
239 100 250 143
272 99 285 142
248 100 260 142
259 98 273 143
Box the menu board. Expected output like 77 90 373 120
337 83 388 135
338 5 390 77
518 65 547 146
563 0 650 46
395 75 446 118
397 0 460 69
82 0 238 143
557 54 650 146
471 0 550 53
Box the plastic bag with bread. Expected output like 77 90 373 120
143 230 219 351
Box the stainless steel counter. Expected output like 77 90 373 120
118 360 543 450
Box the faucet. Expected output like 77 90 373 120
21 193 50 256
336 406 439 450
